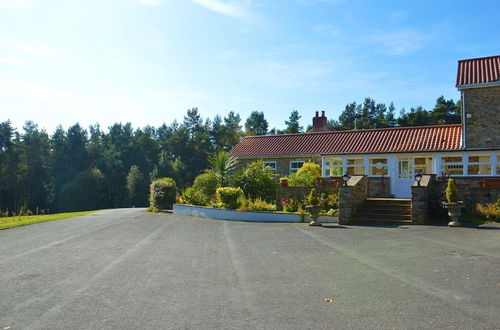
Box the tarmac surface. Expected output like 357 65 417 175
0 208 499 329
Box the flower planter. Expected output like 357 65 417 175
306 205 323 226
442 202 464 227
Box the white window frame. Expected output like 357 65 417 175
466 153 493 176
440 154 465 176
290 160 305 174
263 161 277 172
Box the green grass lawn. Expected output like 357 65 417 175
0 210 99 230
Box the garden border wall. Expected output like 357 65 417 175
173 204 337 223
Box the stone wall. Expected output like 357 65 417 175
411 174 436 225
435 177 500 204
338 175 368 225
463 85 500 149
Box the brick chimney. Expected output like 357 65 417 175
309 110 329 132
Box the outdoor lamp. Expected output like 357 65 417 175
342 174 350 186
415 173 422 186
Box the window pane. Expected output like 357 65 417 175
468 164 491 175
263 162 276 171
347 158 363 165
468 155 490 163
443 164 463 175
369 158 387 165
442 156 462 163
369 158 388 175
347 166 365 175
327 167 343 176
325 157 342 166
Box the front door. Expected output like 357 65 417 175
394 157 414 198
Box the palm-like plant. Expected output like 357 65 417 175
208 151 237 187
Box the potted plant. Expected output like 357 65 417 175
305 188 322 226
280 177 288 187
442 178 464 227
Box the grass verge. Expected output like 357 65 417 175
0 210 99 230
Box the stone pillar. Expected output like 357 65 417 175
339 175 368 225
411 174 436 225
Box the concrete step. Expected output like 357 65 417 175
354 213 412 221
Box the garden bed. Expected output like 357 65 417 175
173 204 338 223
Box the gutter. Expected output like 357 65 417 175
456 81 500 90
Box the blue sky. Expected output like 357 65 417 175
1 0 499 133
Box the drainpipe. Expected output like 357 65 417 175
461 91 467 150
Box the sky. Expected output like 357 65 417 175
1 0 499 133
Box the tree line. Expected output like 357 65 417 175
0 95 460 214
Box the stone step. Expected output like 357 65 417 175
350 218 413 226
357 209 411 216
354 213 412 220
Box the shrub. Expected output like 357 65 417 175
216 187 243 209
232 160 277 202
182 186 210 206
209 151 237 187
149 177 177 210
239 197 276 212
281 199 301 212
320 193 339 211
193 171 218 196
445 178 459 203
288 162 321 187
475 203 500 221
307 188 319 206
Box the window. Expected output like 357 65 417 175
324 157 343 176
441 156 464 175
369 158 388 176
290 161 304 174
415 157 433 175
346 158 365 175
467 155 491 175
263 161 276 172
497 154 500 175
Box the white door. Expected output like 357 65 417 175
394 157 414 198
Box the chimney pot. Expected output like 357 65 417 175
309 111 330 132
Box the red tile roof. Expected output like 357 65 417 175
456 55 500 87
230 124 462 157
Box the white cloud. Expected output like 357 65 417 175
137 0 160 6
5 0 32 9
190 0 251 21
371 29 431 55
0 38 59 58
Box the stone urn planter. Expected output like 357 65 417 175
306 205 323 226
442 202 464 227
443 178 464 227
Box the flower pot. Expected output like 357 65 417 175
306 205 322 226
442 201 464 227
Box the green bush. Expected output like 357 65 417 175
445 178 459 203
239 197 276 212
193 171 218 196
475 202 500 221
216 187 243 209
232 160 277 202
182 186 210 206
307 188 319 206
149 177 177 210
288 162 321 187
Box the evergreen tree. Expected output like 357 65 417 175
284 110 303 133
126 165 149 206
245 111 268 136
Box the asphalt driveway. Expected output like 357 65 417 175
1 209 499 329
